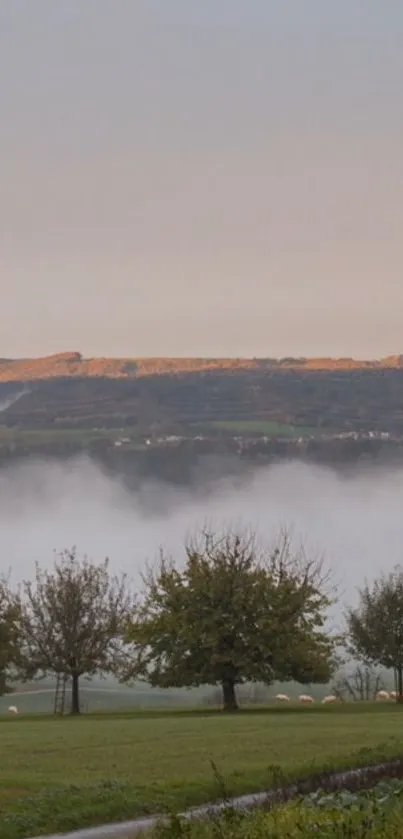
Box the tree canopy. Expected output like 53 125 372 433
346 565 403 702
19 548 133 713
124 528 337 710
0 577 21 696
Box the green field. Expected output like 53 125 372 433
0 426 131 445
0 421 315 445
210 420 315 437
0 683 202 715
1 704 403 838
0 678 338 715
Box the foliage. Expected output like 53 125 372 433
18 548 133 713
0 577 21 695
305 776 403 809
151 779 403 838
346 566 403 700
124 528 337 710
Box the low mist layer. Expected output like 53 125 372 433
0 456 402 610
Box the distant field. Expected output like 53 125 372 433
210 420 315 437
0 684 205 715
0 687 186 715
0 422 314 441
0 679 340 715
0 426 118 441
0 421 317 448
0 426 98 442
1 704 403 838
0 426 143 447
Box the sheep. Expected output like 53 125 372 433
322 695 337 704
299 694 314 704
376 690 390 701
389 691 397 700
7 705 18 714
275 693 290 702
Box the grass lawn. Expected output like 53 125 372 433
1 705 403 838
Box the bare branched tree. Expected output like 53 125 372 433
332 665 385 702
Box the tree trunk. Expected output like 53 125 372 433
397 665 403 704
0 670 7 696
222 679 238 712
71 672 80 715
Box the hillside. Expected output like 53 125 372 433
1 353 403 480
2 365 403 435
1 351 403 381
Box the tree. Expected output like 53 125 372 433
0 577 21 695
346 566 403 703
124 528 337 711
332 664 385 702
19 548 133 714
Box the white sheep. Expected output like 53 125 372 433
8 705 18 714
322 695 337 704
275 693 290 702
299 694 314 704
389 690 397 700
376 690 390 701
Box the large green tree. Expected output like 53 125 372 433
19 548 133 714
347 566 403 702
0 577 21 695
125 529 337 711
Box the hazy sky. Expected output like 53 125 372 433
1 1 402 359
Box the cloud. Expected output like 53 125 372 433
0 456 401 616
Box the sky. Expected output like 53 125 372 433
1 1 402 359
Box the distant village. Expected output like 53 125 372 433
112 428 399 452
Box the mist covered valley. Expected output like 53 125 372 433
1 455 401 710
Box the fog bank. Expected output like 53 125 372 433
0 456 402 610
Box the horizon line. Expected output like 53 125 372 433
2 351 403 363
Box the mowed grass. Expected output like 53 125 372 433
1 705 403 838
